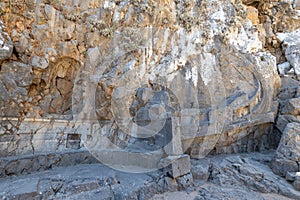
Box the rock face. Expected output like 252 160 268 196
0 0 299 198
0 0 282 165
270 5 300 191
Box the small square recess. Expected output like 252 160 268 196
66 133 81 149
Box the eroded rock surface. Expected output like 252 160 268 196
0 0 283 165
0 0 300 199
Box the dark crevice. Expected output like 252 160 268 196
247 1 260 9
12 46 20 59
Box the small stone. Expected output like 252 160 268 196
177 173 193 189
287 68 295 75
277 123 300 161
277 62 291 75
164 177 178 192
286 171 297 181
49 56 56 62
31 56 49 69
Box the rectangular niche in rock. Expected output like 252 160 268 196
47 57 80 116
66 133 82 149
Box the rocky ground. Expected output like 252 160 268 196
0 151 300 200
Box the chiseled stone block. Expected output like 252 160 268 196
160 154 191 178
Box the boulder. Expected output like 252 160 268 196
272 123 300 176
160 155 191 178
275 115 300 133
277 77 299 100
277 123 300 162
271 158 299 177
281 98 300 116
277 62 291 76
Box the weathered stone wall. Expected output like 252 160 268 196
0 0 299 175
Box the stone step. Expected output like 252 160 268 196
87 149 165 173
0 150 98 178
